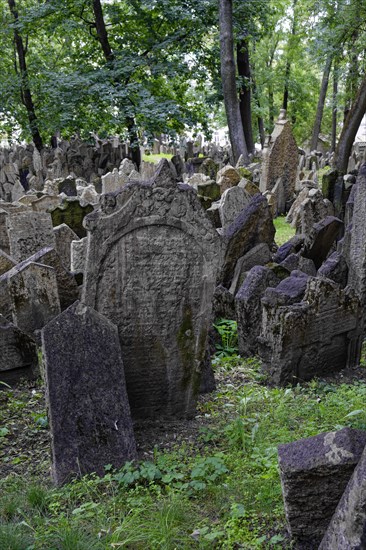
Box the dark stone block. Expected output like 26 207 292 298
42 301 136 485
279 427 366 548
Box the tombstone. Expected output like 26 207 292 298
11 180 25 203
42 301 136 485
260 111 298 210
218 186 251 229
219 193 275 288
71 237 87 273
31 194 62 213
51 199 93 238
0 260 61 338
0 315 38 385
58 177 77 197
199 158 218 181
229 243 272 295
348 163 366 305
82 160 221 419
101 169 120 195
317 251 348 288
238 178 260 197
278 427 366 548
216 165 240 194
303 215 343 269
259 277 363 386
53 223 79 271
0 249 16 275
235 265 287 357
6 211 56 262
273 234 305 263
280 253 316 277
18 246 79 310
319 442 366 549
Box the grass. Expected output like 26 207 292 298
273 216 296 247
142 153 172 164
1 351 366 548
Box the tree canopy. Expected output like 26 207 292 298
1 0 366 155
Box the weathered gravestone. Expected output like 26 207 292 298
218 186 251 229
82 160 221 419
319 442 366 549
42 301 136 485
53 223 79 271
6 211 56 261
278 427 366 548
260 110 298 210
71 237 87 273
0 260 61 338
0 314 38 385
348 163 366 306
303 215 343 269
259 276 363 386
235 265 288 357
219 193 275 288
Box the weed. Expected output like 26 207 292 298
213 318 238 357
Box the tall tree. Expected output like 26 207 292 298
310 55 332 151
282 0 298 111
7 0 43 151
219 0 249 163
334 74 366 174
91 0 141 168
237 37 255 154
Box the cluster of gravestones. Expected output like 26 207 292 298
1 113 366 542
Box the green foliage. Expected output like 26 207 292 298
213 318 239 357
1 362 366 548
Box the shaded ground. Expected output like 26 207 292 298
1 361 366 483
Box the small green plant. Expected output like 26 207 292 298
213 318 239 357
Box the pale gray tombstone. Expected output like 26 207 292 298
0 260 61 337
53 223 79 271
82 159 221 419
71 237 87 273
6 211 56 261
218 186 251 229
319 442 366 549
42 301 136 485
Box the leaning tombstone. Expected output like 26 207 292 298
319 442 366 549
6 211 56 261
42 301 136 485
82 159 221 419
279 427 366 548
0 260 61 339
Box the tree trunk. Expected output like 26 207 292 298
252 76 265 148
92 0 141 168
7 0 43 151
237 39 254 154
310 55 332 151
331 60 338 153
282 0 298 112
343 32 359 124
219 0 249 164
334 74 366 174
